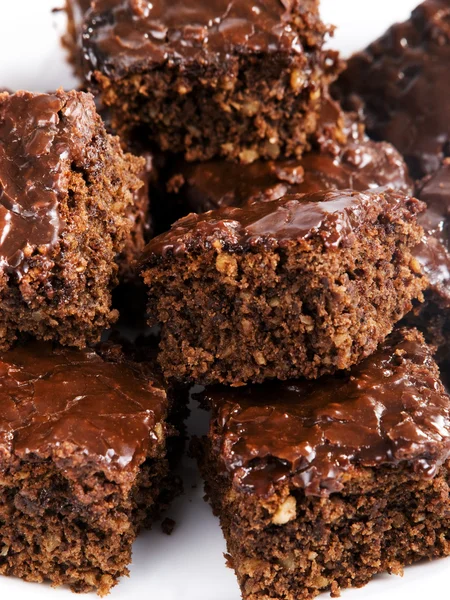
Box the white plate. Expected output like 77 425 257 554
0 1 448 599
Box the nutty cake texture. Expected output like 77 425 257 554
0 341 181 595
68 0 341 163
0 89 144 350
197 328 450 600
140 189 426 385
335 0 450 178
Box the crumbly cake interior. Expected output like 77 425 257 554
0 454 175 596
200 448 450 600
0 93 144 349
142 193 425 385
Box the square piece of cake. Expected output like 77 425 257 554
0 89 144 349
0 341 181 595
334 0 450 178
68 0 340 163
140 189 426 385
197 328 450 600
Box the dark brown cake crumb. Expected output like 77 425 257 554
0 341 182 595
0 89 144 350
140 189 426 385
196 328 450 600
67 0 341 163
334 0 450 179
161 518 176 536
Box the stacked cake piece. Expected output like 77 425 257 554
197 328 450 599
0 0 449 598
0 88 183 594
67 0 341 163
134 1 449 599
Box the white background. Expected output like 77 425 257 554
0 1 448 599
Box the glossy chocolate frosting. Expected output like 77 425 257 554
415 159 450 303
173 139 412 214
0 342 166 470
82 0 323 76
140 188 424 262
0 90 96 277
204 328 450 497
336 0 450 178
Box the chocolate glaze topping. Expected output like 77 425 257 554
415 159 450 302
140 189 424 261
204 329 450 497
0 90 96 277
174 139 412 214
336 0 450 178
82 0 323 76
0 342 166 470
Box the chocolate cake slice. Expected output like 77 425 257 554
197 328 450 600
0 89 144 349
335 0 450 178
67 0 341 163
0 341 182 595
140 189 426 385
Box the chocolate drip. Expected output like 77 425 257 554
336 0 450 178
140 189 424 261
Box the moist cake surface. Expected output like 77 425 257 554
197 328 450 600
82 0 324 73
0 89 143 349
143 189 423 257
141 189 426 385
0 341 179 595
203 329 450 497
0 343 165 464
